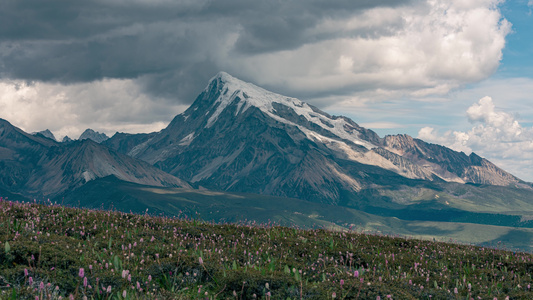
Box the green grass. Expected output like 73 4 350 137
56 176 533 252
1 198 533 299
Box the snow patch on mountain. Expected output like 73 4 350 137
179 132 195 146
82 171 95 182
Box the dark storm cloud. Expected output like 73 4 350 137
0 0 412 103
219 0 412 54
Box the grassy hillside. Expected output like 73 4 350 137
56 176 533 252
1 198 533 299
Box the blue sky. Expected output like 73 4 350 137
0 0 532 180
499 0 533 77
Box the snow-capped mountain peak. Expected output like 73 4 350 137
205 72 377 149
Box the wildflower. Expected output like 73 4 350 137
24 269 28 277
454 288 458 294
29 277 33 285
79 268 85 278
354 270 359 277
40 281 44 290
265 282 269 289
122 290 127 298
107 286 112 293
199 257 204 264
83 277 88 287
332 292 337 298
340 279 344 287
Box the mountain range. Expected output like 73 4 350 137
2 72 533 250
104 72 529 203
0 118 188 198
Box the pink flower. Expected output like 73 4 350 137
79 268 85 278
332 292 337 298
199 257 204 265
340 279 344 287
354 270 359 277
83 277 88 287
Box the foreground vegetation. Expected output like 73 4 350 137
0 198 532 299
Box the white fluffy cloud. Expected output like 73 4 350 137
0 79 187 140
228 0 510 100
418 96 533 181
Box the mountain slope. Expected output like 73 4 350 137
32 129 57 141
381 134 521 185
79 128 109 143
105 72 526 205
58 176 533 252
0 119 189 198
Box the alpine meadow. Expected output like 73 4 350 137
2 1 533 299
